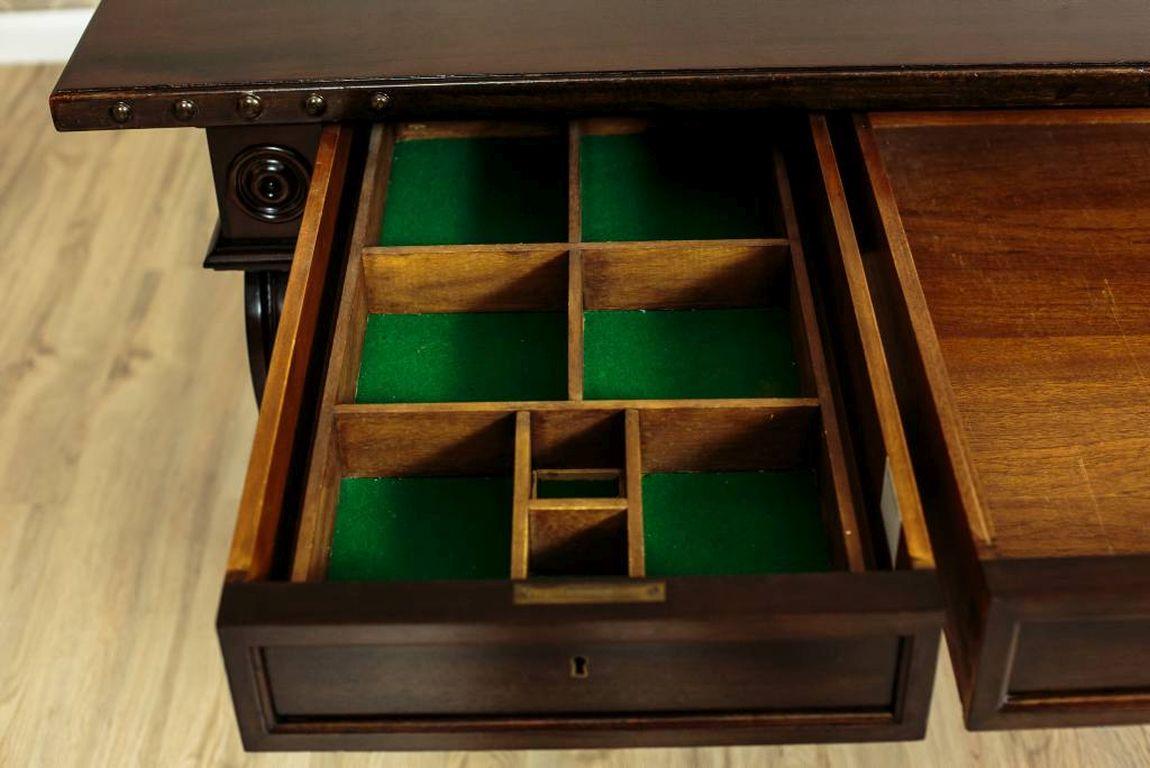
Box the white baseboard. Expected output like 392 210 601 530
0 8 95 64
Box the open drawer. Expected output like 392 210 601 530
823 110 1150 730
218 119 943 750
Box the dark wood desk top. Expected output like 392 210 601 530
52 0 1150 130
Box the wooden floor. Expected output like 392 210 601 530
2 64 1148 768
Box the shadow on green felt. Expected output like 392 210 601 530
356 311 567 403
580 124 782 242
583 307 799 400
329 476 512 581
535 478 622 499
380 135 568 246
643 471 832 576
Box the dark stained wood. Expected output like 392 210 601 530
970 557 1150 729
848 109 1150 730
218 572 941 749
265 636 898 715
50 0 1150 130
203 124 323 267
241 270 289 402
219 115 954 751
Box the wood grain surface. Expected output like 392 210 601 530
47 0 1150 131
4 63 1150 766
870 114 1150 560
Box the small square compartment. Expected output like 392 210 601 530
534 469 622 499
354 246 569 403
326 411 518 581
517 410 636 578
527 499 629 577
580 242 803 400
579 119 783 242
380 122 568 246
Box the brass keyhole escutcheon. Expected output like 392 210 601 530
570 655 589 679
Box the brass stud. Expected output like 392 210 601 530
172 98 197 121
109 101 133 124
369 91 392 112
303 93 327 117
237 93 264 120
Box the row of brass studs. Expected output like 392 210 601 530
108 91 393 124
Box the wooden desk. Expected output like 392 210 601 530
46 2 1150 751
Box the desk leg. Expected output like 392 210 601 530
244 270 289 404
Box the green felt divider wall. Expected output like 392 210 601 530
379 136 568 246
643 471 831 576
329 476 512 581
583 308 799 400
580 127 779 242
355 312 567 403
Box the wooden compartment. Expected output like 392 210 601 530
353 244 569 403
580 241 803 400
831 109 1150 729
379 122 568 246
520 409 632 578
518 405 854 579
635 407 834 577
578 119 783 242
219 120 944 751
325 412 516 581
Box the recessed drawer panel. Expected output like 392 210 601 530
1010 617 1150 697
263 635 900 718
219 118 943 751
834 109 1150 730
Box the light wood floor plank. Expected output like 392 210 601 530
1 63 1148 767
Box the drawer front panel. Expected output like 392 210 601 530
220 574 941 748
263 637 901 717
1009 618 1150 698
848 109 1150 729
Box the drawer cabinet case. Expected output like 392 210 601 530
219 118 943 750
829 110 1150 729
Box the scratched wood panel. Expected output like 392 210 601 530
874 118 1150 560
2 64 1149 766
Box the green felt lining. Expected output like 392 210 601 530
642 471 831 576
327 472 830 581
355 312 567 403
583 308 799 400
329 476 512 581
379 135 568 246
580 126 780 242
